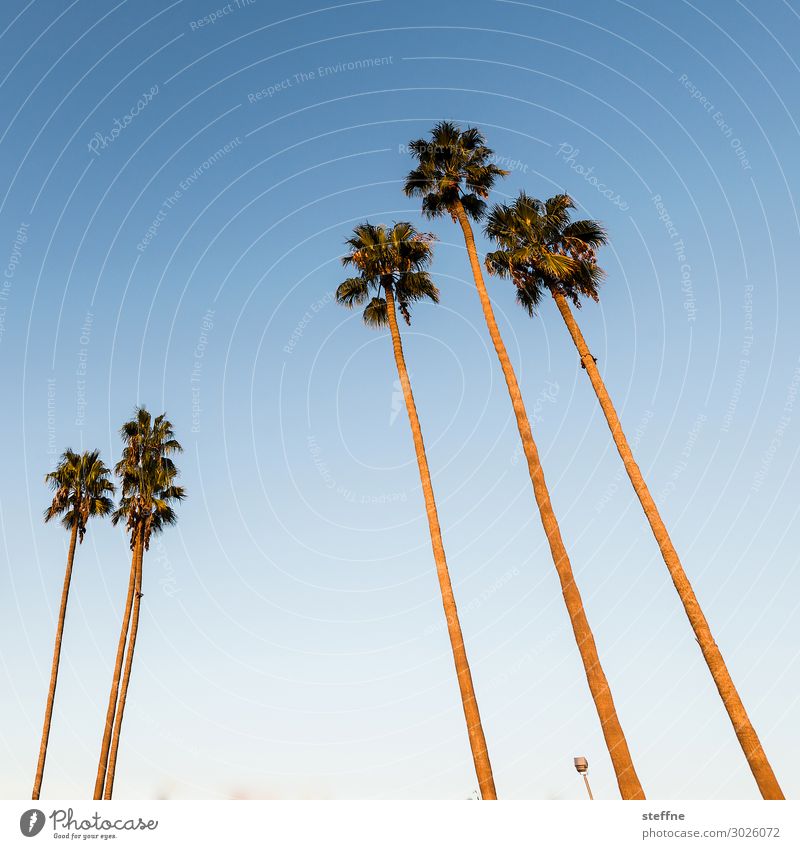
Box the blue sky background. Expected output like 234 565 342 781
0 0 798 800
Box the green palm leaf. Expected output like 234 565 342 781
336 222 439 326
485 191 608 309
112 407 185 549
44 449 116 542
403 122 508 221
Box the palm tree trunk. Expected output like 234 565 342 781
551 289 784 799
453 200 645 799
93 534 139 799
384 283 497 800
32 522 79 799
103 528 145 799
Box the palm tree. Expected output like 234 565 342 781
34 450 115 799
337 221 497 799
91 538 137 799
485 191 784 800
94 408 185 799
404 122 645 799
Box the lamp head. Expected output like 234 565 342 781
574 756 589 774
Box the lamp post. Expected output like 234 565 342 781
574 756 594 800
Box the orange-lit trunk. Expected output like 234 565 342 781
32 521 79 799
384 283 497 799
552 289 783 800
93 532 139 799
454 200 645 799
103 527 145 799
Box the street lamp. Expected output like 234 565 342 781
574 756 594 800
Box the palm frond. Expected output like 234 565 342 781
515 282 542 316
484 191 607 309
44 448 116 541
562 219 608 248
403 122 508 220
363 297 388 328
397 271 439 304
337 222 440 327
336 277 370 308
460 193 488 221
114 407 185 549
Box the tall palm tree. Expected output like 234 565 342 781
94 408 185 799
337 221 497 799
404 122 645 799
485 191 784 799
34 450 115 799
91 535 137 799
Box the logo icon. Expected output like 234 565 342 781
19 809 46 837
389 376 408 426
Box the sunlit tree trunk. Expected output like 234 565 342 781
552 289 783 800
103 527 145 799
32 521 79 799
384 282 497 799
93 534 139 799
453 200 645 799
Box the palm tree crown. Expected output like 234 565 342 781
44 450 115 542
403 121 509 221
112 407 185 550
336 221 439 326
485 192 608 313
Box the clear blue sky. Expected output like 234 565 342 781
1 0 798 800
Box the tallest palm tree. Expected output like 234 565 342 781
94 408 185 799
485 191 784 800
404 122 645 799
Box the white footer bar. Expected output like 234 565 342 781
2 800 797 848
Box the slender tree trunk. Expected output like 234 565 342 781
103 528 145 799
93 534 139 799
552 289 784 800
384 283 497 800
32 522 79 799
453 201 645 799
